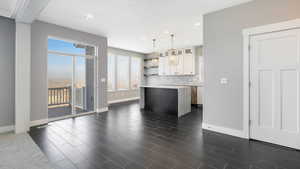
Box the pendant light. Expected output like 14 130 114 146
169 34 178 65
152 38 159 64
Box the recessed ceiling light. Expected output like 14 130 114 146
85 14 94 20
194 22 201 27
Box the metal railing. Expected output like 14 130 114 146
48 86 72 106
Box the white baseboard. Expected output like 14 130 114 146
97 107 109 113
202 123 247 139
0 125 15 133
30 119 48 127
108 97 140 105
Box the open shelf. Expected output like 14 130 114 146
144 73 159 77
144 65 159 69
144 57 159 62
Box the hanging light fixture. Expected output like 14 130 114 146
152 38 159 64
169 34 178 65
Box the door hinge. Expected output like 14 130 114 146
249 120 252 125
248 45 251 51
249 81 251 87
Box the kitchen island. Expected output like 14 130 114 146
140 85 191 118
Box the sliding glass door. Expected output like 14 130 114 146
47 38 95 119
48 54 73 118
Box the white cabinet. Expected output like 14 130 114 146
164 56 170 75
168 56 177 75
158 57 166 76
157 48 196 76
175 50 184 75
183 49 195 75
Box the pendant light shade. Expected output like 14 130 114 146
169 34 178 65
151 38 159 64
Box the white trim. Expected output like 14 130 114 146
243 29 250 139
97 107 109 113
15 22 31 134
108 97 140 105
48 50 95 59
116 89 130 91
242 18 300 140
47 36 99 120
0 125 15 133
30 110 108 127
48 36 96 48
202 123 247 139
243 19 300 36
48 111 97 122
30 119 48 127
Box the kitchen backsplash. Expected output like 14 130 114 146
145 74 202 86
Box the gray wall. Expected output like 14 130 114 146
107 47 144 102
203 0 300 130
31 21 107 121
0 17 15 127
145 46 203 86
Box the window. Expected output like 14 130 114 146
107 53 142 91
48 38 86 55
131 57 141 89
117 55 130 90
107 54 115 91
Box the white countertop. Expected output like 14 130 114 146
140 85 191 89
170 84 204 87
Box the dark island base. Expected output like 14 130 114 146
144 88 178 116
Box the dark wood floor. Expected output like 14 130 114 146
30 101 300 169
48 106 86 118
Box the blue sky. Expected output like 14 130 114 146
48 38 86 54
48 38 86 81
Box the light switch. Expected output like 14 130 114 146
101 78 106 82
220 78 228 84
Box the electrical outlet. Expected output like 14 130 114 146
220 78 228 84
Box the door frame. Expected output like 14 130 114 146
242 19 300 139
47 36 98 121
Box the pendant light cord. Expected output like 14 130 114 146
152 39 156 51
171 34 174 50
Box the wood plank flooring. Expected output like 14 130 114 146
29 101 300 169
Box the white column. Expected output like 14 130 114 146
15 22 31 133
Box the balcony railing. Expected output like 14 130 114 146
48 86 71 106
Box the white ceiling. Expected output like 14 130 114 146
0 0 18 17
1 0 252 53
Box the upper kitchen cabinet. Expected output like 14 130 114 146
176 49 184 75
158 54 166 76
183 48 195 75
157 47 196 76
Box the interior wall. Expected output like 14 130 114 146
31 21 107 122
203 0 300 130
0 16 15 127
145 46 203 86
107 47 145 103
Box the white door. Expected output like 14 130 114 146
250 28 300 149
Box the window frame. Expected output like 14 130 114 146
116 55 130 91
107 53 116 92
107 53 142 92
130 56 142 90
